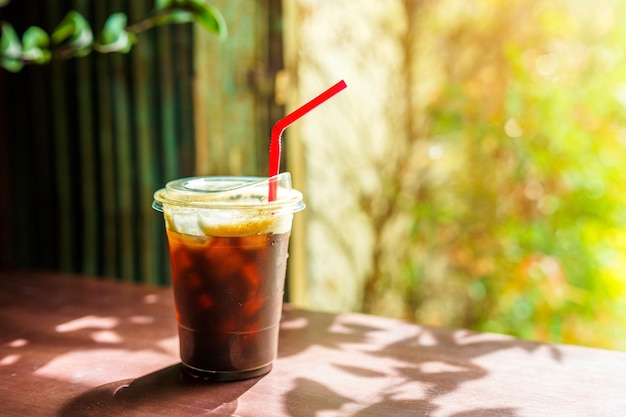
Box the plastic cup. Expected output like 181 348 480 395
152 172 304 381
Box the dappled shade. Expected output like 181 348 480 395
2 271 626 415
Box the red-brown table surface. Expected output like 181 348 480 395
0 270 625 417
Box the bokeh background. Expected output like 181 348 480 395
288 0 626 352
2 0 625 351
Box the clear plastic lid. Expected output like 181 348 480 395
152 172 304 214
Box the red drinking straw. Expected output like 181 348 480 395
268 79 347 201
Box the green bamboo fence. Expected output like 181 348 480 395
0 0 196 285
0 0 284 286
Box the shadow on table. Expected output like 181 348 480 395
278 308 562 417
0 273 564 417
57 364 260 417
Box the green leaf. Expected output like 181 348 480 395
153 0 175 11
22 26 49 50
153 10 195 25
21 26 51 64
96 13 135 53
0 22 22 72
185 0 227 38
153 1 226 38
51 11 93 57
0 57 22 72
1 22 21 58
1 56 23 72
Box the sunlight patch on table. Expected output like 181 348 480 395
55 315 119 332
156 336 179 356
143 294 159 304
130 315 154 325
34 349 178 385
7 338 29 348
280 316 309 330
0 354 21 366
91 330 124 344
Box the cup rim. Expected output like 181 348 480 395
152 173 304 213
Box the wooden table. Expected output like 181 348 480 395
1 271 625 417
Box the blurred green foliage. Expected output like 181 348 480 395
0 0 225 72
408 0 626 350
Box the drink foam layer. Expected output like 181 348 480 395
164 209 293 237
